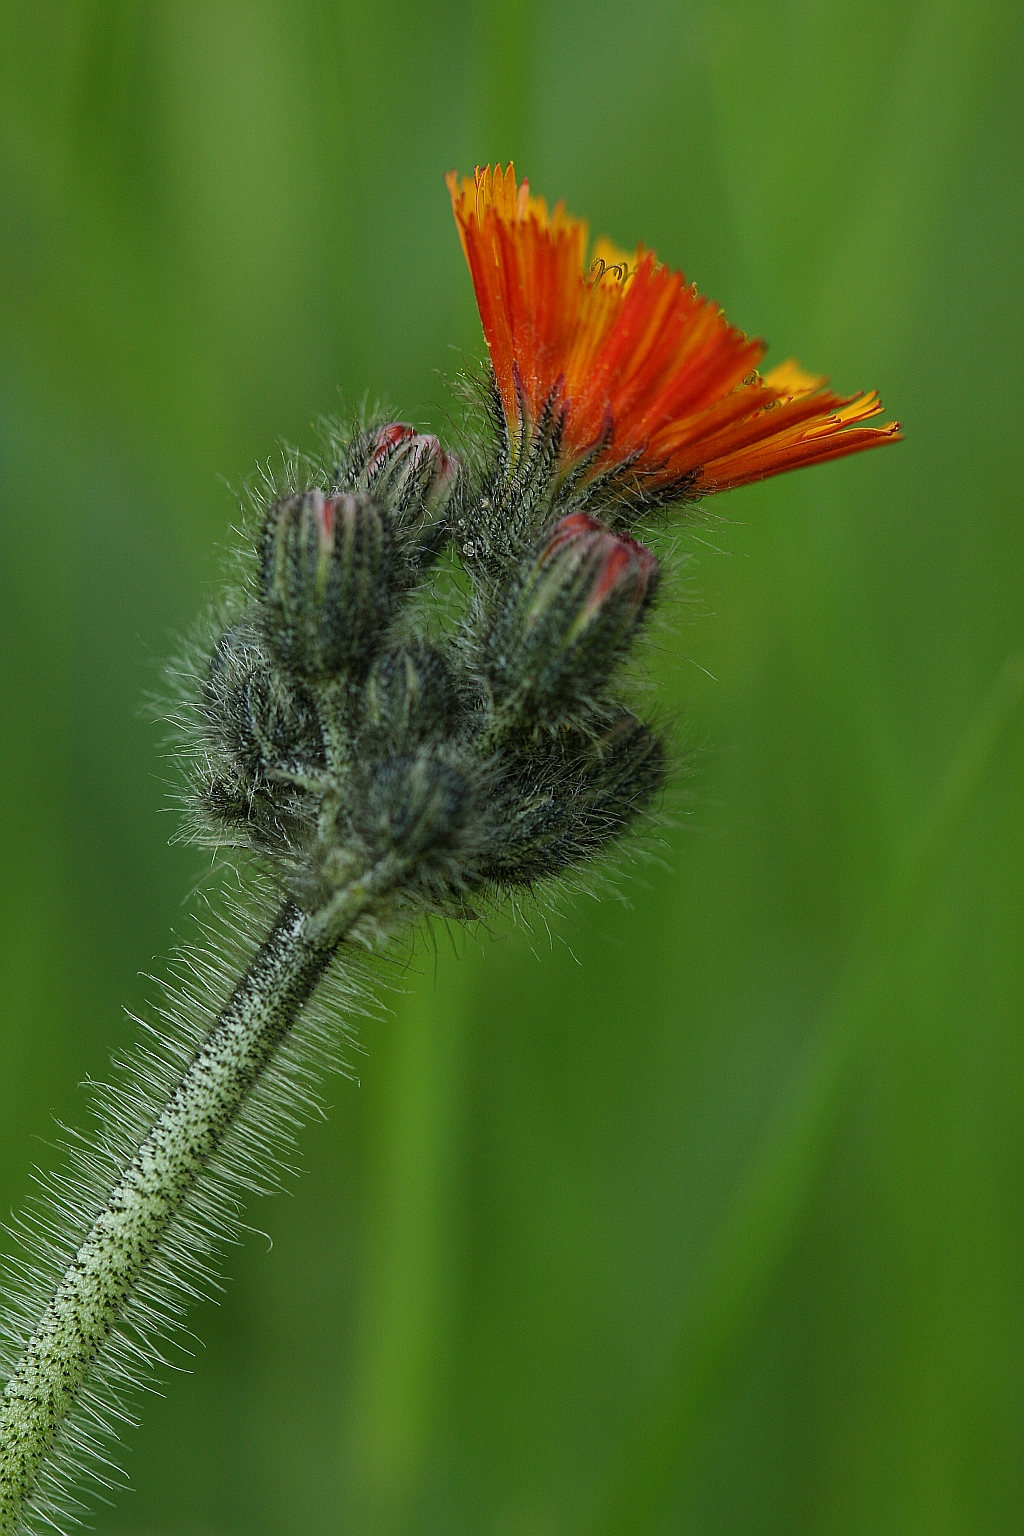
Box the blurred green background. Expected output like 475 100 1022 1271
2 2 1024 1532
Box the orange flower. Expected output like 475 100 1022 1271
447 165 900 496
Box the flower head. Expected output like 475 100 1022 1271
447 164 900 499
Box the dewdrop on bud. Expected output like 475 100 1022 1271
356 423 461 538
485 513 659 727
260 489 392 678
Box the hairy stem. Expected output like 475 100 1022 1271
0 891 368 1532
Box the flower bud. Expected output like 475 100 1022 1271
361 752 471 862
358 423 460 516
260 489 392 677
479 712 664 886
578 712 665 827
363 644 455 751
485 513 659 726
203 623 324 778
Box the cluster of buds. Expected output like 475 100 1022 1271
182 164 899 931
188 416 666 925
0 171 899 1536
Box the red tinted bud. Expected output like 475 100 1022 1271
366 422 416 459
261 489 392 677
358 423 461 518
485 513 659 727
520 513 657 638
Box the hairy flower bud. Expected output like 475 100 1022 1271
484 513 659 728
361 752 471 863
204 623 324 777
479 711 664 886
363 644 455 751
356 427 460 522
261 490 392 677
578 712 666 826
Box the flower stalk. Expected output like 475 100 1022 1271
0 891 378 1533
0 166 900 1531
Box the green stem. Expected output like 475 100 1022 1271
0 889 368 1533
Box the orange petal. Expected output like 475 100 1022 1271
448 167 901 495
